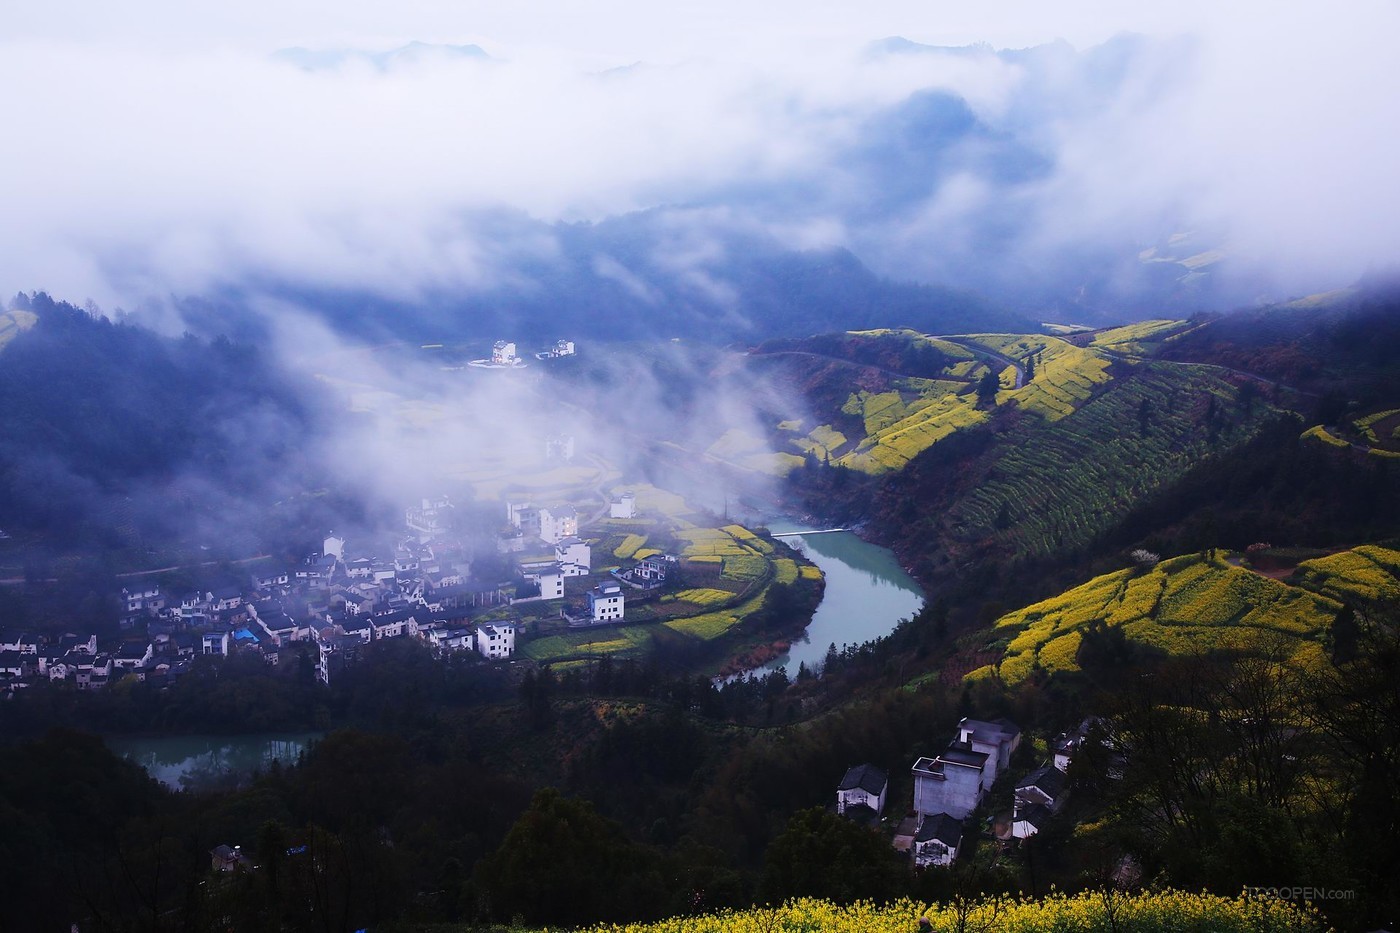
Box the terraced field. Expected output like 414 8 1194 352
1090 319 1195 355
763 329 1129 475
978 544 1400 685
947 363 1278 560
958 333 1115 421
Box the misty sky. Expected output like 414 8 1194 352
4 0 1399 313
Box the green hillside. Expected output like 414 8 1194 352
943 362 1279 560
978 544 1400 685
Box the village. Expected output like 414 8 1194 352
0 475 761 695
835 715 1112 870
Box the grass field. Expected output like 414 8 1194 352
613 534 648 559
523 625 655 662
982 546 1400 685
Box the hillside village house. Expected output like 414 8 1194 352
491 340 518 366
545 434 575 461
609 492 636 519
912 813 963 868
836 764 888 819
476 623 515 659
1012 764 1068 839
539 505 579 544
554 537 591 576
909 716 1022 864
587 582 625 622
519 563 565 601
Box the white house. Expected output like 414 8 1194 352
209 586 243 613
1011 765 1067 839
955 717 1022 791
491 341 518 366
407 496 453 539
609 492 636 519
912 813 963 868
836 763 888 818
323 534 345 560
555 537 591 576
520 563 565 601
587 582 625 622
912 749 987 821
424 625 474 653
202 632 230 656
121 584 162 613
545 434 575 461
476 623 515 659
539 506 579 545
632 553 676 586
113 642 153 671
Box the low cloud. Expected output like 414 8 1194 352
1 2 1397 318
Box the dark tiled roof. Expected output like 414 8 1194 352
1017 803 1054 829
1017 765 1066 798
915 812 962 847
838 763 888 795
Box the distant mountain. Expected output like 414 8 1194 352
186 208 1033 344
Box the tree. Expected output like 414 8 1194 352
473 788 665 926
759 807 901 905
977 371 1001 407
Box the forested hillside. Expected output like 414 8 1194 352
0 293 332 556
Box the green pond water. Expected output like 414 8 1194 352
106 732 322 791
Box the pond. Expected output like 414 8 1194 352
106 732 322 792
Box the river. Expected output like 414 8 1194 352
106 732 322 792
754 520 925 676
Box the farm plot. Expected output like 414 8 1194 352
1294 546 1400 605
960 333 1115 421
987 550 1340 686
947 364 1280 560
1090 319 1192 355
523 626 654 662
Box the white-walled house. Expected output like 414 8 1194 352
520 563 565 601
202 632 230 656
492 341 518 366
912 813 963 868
587 582 625 622
476 623 515 659
554 537 591 576
539 506 579 544
912 717 1021 821
609 492 637 519
633 553 676 584
1012 765 1068 839
955 717 1022 791
836 764 888 818
323 534 345 560
912 749 986 821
